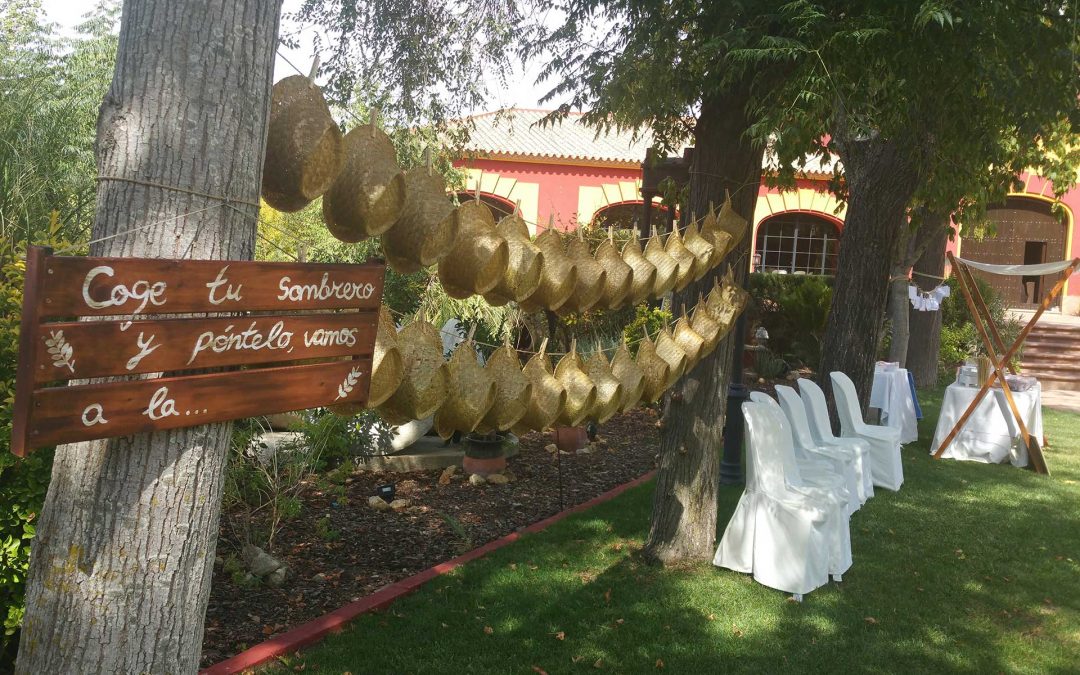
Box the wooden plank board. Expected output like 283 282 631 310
25 358 372 449
11 246 49 457
34 312 378 382
38 255 385 318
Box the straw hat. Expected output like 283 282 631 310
376 319 449 425
262 75 344 212
672 314 706 370
682 218 715 281
699 204 735 268
553 340 597 427
594 228 633 309
620 236 658 306
476 341 533 433
437 200 509 299
636 330 672 404
484 211 544 306
322 122 406 242
433 339 497 439
610 340 645 412
559 229 607 314
715 191 749 248
381 167 460 273
707 269 750 334
511 338 567 435
655 325 688 387
584 350 624 424
520 226 578 312
664 226 698 291
643 226 678 297
690 296 723 352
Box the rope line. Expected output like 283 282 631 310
98 175 261 208
52 203 228 255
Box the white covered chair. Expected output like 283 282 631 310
774 384 870 511
714 402 852 596
795 378 875 500
748 391 855 515
829 372 904 491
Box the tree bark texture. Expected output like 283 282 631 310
643 85 764 564
818 134 921 416
906 214 950 388
887 210 946 366
17 2 281 673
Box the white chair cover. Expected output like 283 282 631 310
714 402 852 595
794 379 875 502
748 391 856 515
774 385 869 511
828 372 904 492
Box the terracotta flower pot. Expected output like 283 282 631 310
463 432 507 477
552 426 588 452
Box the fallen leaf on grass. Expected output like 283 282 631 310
531 667 549 675
731 624 744 638
594 658 604 669
655 658 664 669
572 656 584 664
604 588 612 604
864 617 878 625
484 626 494 635
555 631 566 641
706 613 716 621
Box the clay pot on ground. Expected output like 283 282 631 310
462 432 508 476
552 425 589 452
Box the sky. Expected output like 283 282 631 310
41 0 556 115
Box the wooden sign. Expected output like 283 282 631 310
12 246 386 456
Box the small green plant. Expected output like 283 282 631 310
748 273 833 368
436 510 474 555
314 515 341 542
753 348 789 379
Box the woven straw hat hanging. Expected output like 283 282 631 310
437 199 509 299
643 225 678 297
511 338 567 435
707 269 750 335
672 313 706 370
433 335 497 439
331 305 403 416
635 329 672 404
559 228 607 314
381 166 460 273
610 340 645 412
484 209 544 306
261 75 344 212
553 340 598 427
655 323 688 387
376 318 449 425
476 339 533 433
520 223 577 312
699 203 735 268
584 349 624 424
620 236 657 306
594 227 633 309
690 295 723 353
714 190 750 249
664 226 698 291
322 120 406 242
681 217 715 281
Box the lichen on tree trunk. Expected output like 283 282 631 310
643 87 763 564
16 1 282 672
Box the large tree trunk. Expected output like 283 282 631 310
887 209 947 366
819 134 921 413
906 213 951 387
643 85 764 564
16 2 281 672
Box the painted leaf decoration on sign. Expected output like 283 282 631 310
335 366 363 400
46 330 75 373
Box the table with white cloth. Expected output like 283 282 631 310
869 365 919 444
930 381 1042 467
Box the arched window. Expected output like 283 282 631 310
453 192 516 222
590 201 669 231
754 212 840 275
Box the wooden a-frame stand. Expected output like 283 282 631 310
933 252 1080 474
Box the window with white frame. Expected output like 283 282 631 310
754 213 840 275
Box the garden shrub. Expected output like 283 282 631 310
748 273 833 369
938 275 1022 371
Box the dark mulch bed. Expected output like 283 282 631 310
200 408 660 667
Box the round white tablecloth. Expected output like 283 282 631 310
869 366 918 444
930 381 1042 467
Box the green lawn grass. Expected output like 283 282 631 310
270 390 1080 674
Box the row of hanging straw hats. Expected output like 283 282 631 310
344 270 748 435
260 76 751 313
